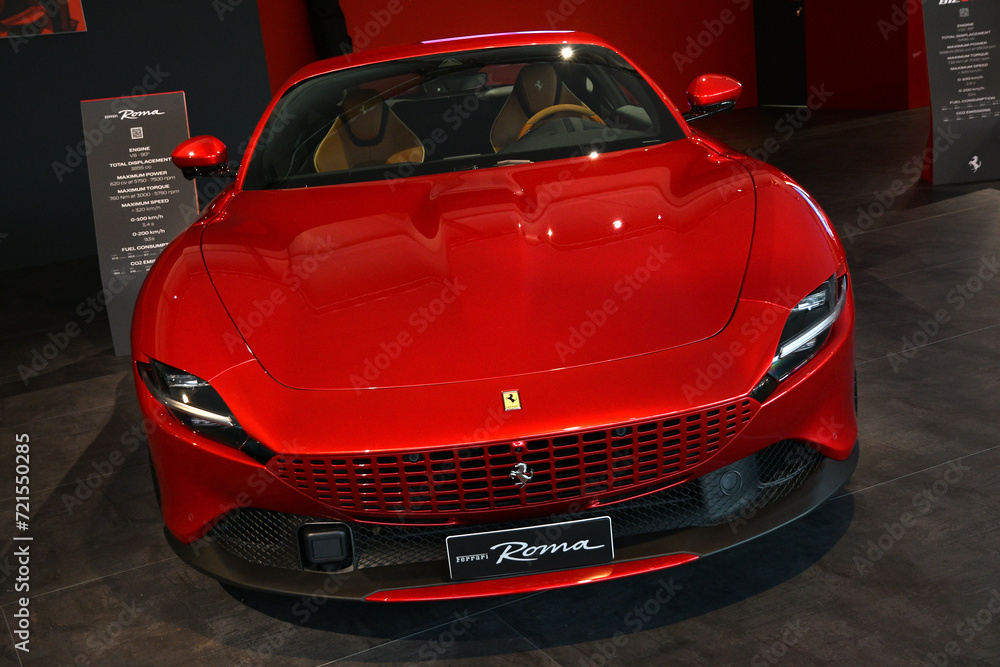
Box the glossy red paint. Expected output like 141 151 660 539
171 135 228 169
133 31 857 599
364 553 700 602
136 285 855 542
686 74 743 109
203 139 755 389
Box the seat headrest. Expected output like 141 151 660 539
340 89 385 143
513 65 561 117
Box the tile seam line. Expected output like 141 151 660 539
830 442 1000 501
856 321 1000 367
0 555 178 605
837 202 1000 238
318 591 547 665
0 397 132 430
1 609 23 667
492 610 564 666
852 253 996 287
0 461 150 503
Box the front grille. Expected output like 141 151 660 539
211 440 824 571
266 399 757 518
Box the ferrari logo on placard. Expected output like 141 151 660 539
503 390 521 411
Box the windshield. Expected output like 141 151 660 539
242 44 685 190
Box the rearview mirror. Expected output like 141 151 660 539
683 74 742 122
171 135 236 180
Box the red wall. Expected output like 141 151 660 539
258 0 759 108
257 0 317 94
258 1 931 112
806 0 928 110
907 3 930 109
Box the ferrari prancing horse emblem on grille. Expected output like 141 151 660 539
510 462 533 487
503 390 521 411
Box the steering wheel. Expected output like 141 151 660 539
516 104 605 141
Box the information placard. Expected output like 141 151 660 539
81 91 197 356
924 1 1000 184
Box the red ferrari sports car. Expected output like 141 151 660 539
133 31 857 601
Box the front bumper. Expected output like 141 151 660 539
166 439 858 601
139 288 857 600
140 292 857 542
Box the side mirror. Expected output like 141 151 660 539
171 135 236 180
682 74 742 122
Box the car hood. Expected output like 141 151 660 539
201 139 755 390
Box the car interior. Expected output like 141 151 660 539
243 45 682 190
312 88 426 172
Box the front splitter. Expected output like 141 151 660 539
165 442 859 601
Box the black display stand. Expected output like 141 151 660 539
923 1 1000 184
81 91 198 356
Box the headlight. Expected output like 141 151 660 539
769 274 847 381
137 359 274 464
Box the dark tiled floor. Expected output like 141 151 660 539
2 106 1000 665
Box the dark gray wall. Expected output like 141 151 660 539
0 0 273 271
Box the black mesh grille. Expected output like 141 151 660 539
206 440 824 571
206 506 305 570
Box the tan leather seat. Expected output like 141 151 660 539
313 89 425 173
490 64 593 152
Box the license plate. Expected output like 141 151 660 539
446 516 614 581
